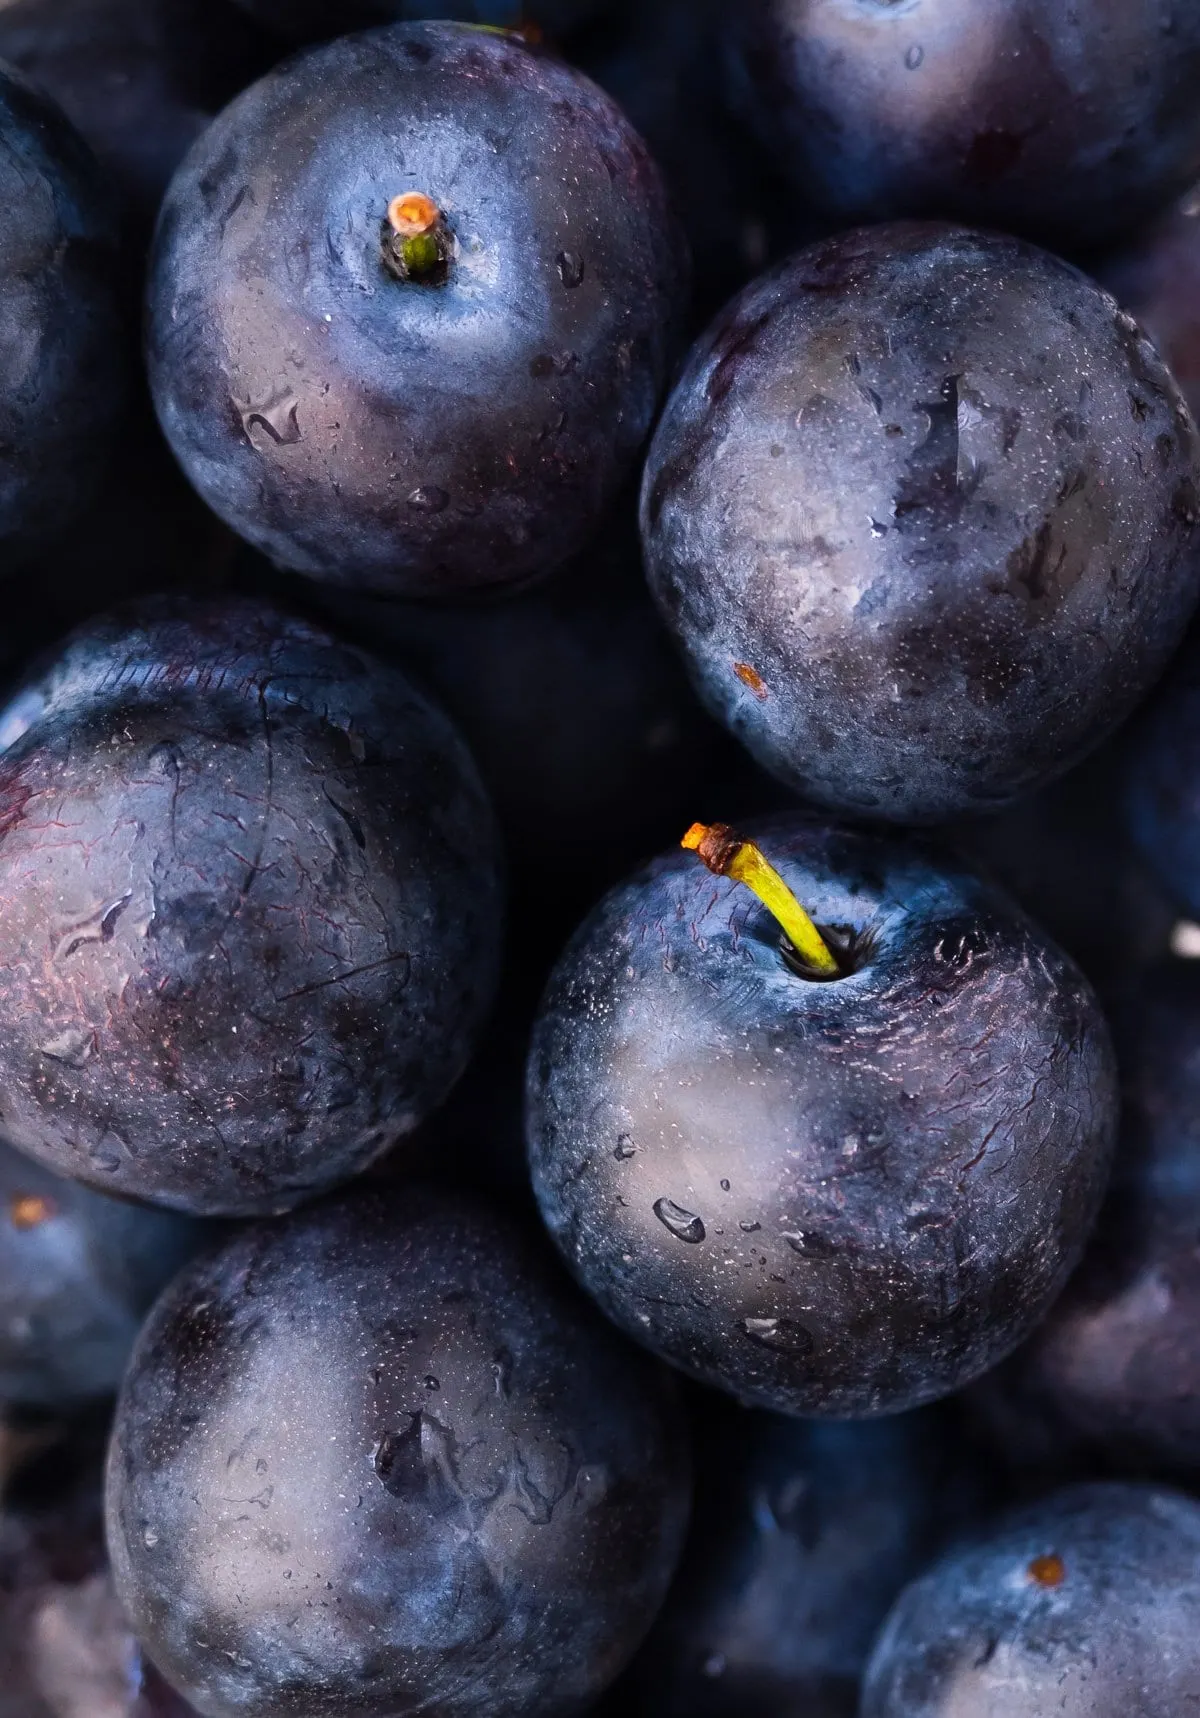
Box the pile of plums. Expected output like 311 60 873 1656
0 2 1199 1715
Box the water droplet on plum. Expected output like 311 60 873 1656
235 388 302 447
653 1198 706 1244
39 1027 94 1069
740 1316 814 1354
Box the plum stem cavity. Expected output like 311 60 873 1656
382 191 452 285
681 822 842 980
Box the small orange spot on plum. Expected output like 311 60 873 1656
387 192 440 237
9 1194 56 1230
1027 1553 1066 1588
733 661 768 698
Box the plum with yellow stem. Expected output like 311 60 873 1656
527 817 1117 1417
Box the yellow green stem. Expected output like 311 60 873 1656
398 231 444 279
681 822 840 978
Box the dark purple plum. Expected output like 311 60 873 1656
0 596 502 1216
0 1137 203 1409
1102 187 1200 451
620 1402 983 1718
969 960 1200 1480
641 224 1200 824
726 1 1200 253
526 816 1118 1417
0 0 266 227
148 21 687 597
106 1187 691 1718
0 62 129 564
862 1483 1200 1716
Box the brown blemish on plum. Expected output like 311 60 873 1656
1027 1552 1066 1587
733 662 768 698
9 1194 56 1230
387 192 439 238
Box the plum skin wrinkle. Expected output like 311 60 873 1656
527 819 1118 1418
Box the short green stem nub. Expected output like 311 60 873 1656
382 191 452 285
398 231 444 278
682 822 841 979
